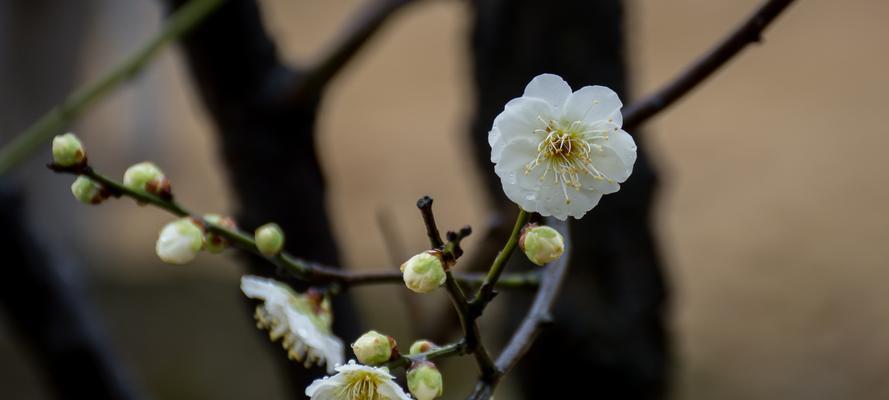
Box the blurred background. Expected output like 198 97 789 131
1 0 888 399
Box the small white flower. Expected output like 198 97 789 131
305 360 412 400
241 275 344 374
489 73 637 220
156 218 204 264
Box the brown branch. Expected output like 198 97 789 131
48 163 538 290
415 196 499 379
288 0 420 103
623 0 796 130
467 218 571 399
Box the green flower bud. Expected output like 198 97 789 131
123 161 170 196
52 133 86 167
519 224 564 266
203 214 237 254
255 223 284 256
407 361 443 400
409 340 438 356
400 251 446 293
70 176 105 205
351 330 394 365
156 218 204 265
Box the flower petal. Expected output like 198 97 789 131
523 73 572 107
492 97 553 144
562 85 623 126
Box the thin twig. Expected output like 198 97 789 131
0 0 225 175
49 163 537 289
415 197 499 380
384 339 468 370
623 0 796 130
288 0 420 103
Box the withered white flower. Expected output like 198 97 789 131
305 360 412 400
241 275 344 374
489 73 637 220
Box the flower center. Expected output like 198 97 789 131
525 118 613 204
341 371 387 400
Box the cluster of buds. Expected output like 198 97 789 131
519 223 565 266
407 339 443 400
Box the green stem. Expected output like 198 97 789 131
471 209 529 308
0 0 224 175
65 165 538 289
384 340 467 369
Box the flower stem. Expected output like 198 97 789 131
471 209 529 310
0 0 224 175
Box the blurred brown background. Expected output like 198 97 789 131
2 0 888 398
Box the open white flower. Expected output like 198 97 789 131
489 73 637 220
241 275 344 374
305 360 412 400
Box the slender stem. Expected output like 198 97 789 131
0 0 225 175
288 0 419 103
471 209 529 310
384 339 467 370
623 0 796 130
52 164 537 289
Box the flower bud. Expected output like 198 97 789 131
123 161 170 197
519 224 564 266
255 223 284 256
400 251 446 293
407 361 443 400
203 214 237 254
70 176 105 205
409 340 438 356
156 218 204 264
351 330 394 365
52 133 86 167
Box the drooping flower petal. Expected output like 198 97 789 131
241 275 344 374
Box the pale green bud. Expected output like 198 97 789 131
156 218 204 265
203 214 237 254
400 251 446 293
123 161 170 196
519 225 564 266
70 176 104 205
255 223 284 256
351 330 394 365
407 361 443 400
52 133 85 167
409 340 438 355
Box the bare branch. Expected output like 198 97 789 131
289 0 420 103
623 0 796 130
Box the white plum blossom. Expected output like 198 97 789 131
305 360 412 400
241 275 344 374
489 73 637 220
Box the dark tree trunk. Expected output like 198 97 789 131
468 0 670 398
163 0 362 395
